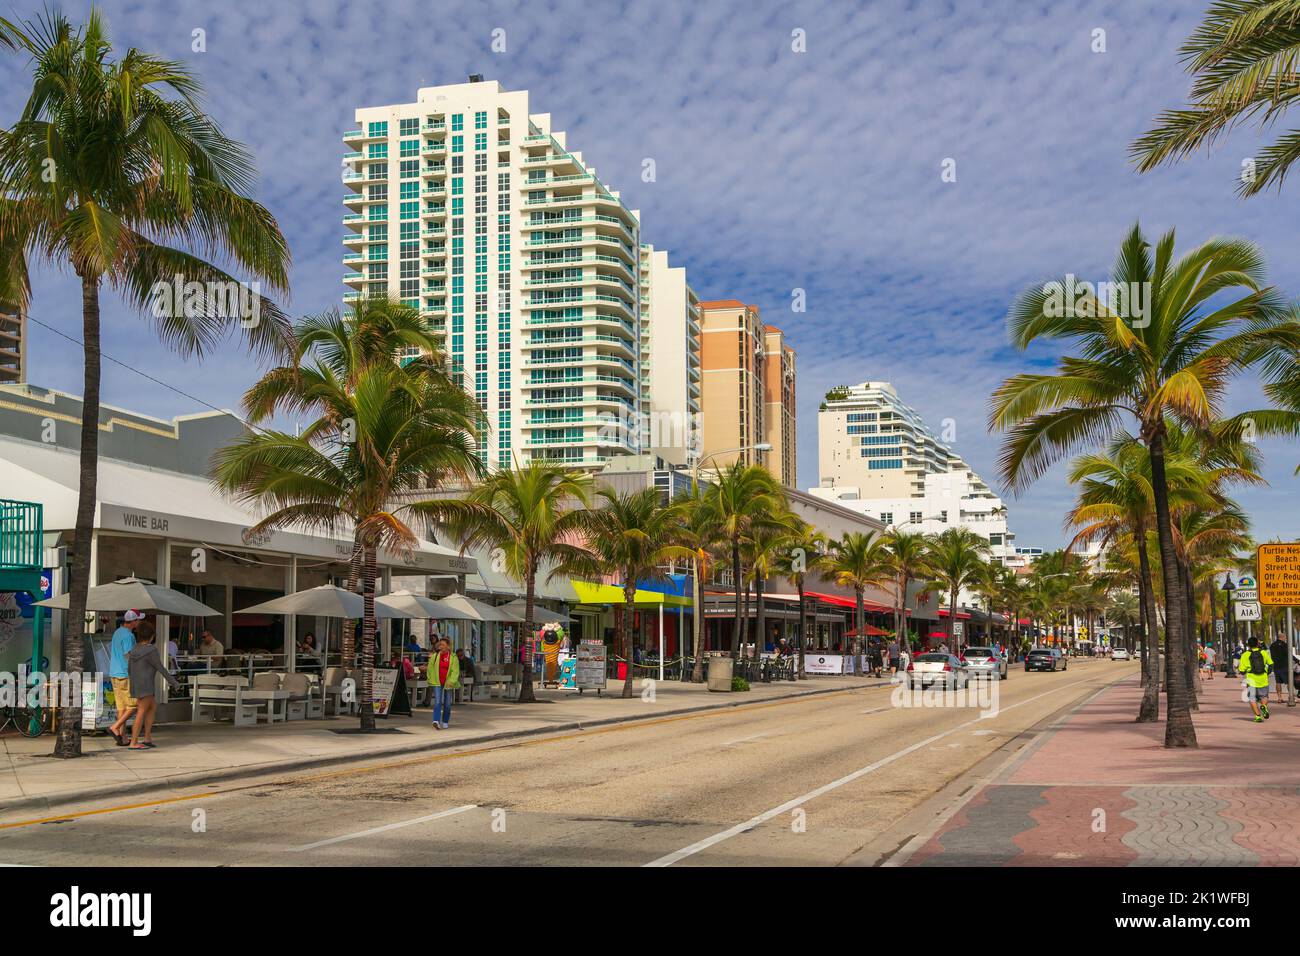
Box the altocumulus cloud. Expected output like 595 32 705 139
3 0 1298 548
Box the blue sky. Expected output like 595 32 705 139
4 0 1299 550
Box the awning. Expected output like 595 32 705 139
937 608 973 620
847 624 891 637
0 438 472 576
804 590 894 613
573 581 692 608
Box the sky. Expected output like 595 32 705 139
3 0 1299 550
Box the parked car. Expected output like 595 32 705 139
906 653 969 689
1024 647 1064 672
1111 647 1130 661
960 646 1008 680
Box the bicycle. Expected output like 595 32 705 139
0 704 47 738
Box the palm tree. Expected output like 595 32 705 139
238 298 452 664
883 529 928 659
990 223 1289 748
214 361 482 730
704 463 787 659
827 532 893 654
675 483 722 683
0 9 292 757
1107 589 1140 653
435 461 594 704
924 528 989 653
743 511 800 664
772 520 828 678
1132 0 1300 197
576 488 692 698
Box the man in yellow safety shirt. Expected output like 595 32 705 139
1238 636 1274 723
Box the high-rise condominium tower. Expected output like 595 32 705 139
638 245 702 467
0 305 24 385
344 79 642 471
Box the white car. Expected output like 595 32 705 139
906 653 969 689
1111 648 1130 661
960 646 1008 680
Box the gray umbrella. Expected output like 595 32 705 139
236 585 413 620
498 598 568 624
427 593 523 622
375 589 447 618
36 576 220 616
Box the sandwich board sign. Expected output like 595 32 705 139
1258 543 1300 607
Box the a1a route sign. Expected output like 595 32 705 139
1258 543 1300 606
1234 601 1262 622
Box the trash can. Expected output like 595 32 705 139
706 652 734 692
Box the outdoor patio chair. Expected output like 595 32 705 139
282 672 322 720
252 671 281 691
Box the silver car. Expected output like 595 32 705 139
906 653 969 689
961 646 1008 680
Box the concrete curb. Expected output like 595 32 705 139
2 678 890 816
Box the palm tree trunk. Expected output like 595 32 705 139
949 585 959 650
754 573 767 667
690 555 706 683
517 569 538 703
1136 530 1160 721
358 544 377 732
1182 559 1199 709
53 271 103 759
343 538 361 666
797 577 807 678
1147 429 1196 747
622 582 637 699
731 539 742 660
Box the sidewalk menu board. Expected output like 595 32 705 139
805 654 843 675
575 641 606 693
371 668 398 716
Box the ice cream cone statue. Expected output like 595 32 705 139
540 623 565 684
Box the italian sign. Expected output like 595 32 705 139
1258 543 1300 607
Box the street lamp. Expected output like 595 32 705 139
1220 572 1237 655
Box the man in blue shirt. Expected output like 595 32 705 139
107 610 145 746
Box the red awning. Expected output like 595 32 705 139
805 590 893 613
936 608 972 620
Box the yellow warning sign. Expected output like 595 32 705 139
1258 543 1300 606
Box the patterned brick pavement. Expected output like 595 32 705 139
906 674 1300 866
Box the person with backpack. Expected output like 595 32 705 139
1237 636 1274 723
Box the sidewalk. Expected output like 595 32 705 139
906 672 1300 866
0 675 883 813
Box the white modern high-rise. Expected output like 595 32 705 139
811 380 1018 563
637 244 702 467
343 78 642 471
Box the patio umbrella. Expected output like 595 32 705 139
235 585 413 620
427 593 522 622
35 576 219 616
375 589 446 618
497 598 568 624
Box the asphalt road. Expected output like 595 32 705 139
0 659 1136 866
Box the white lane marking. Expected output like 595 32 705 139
861 707 889 715
290 804 477 851
722 732 770 747
643 675 1106 867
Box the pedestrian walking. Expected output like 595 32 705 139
1268 634 1289 698
106 610 145 747
1201 643 1216 681
428 637 460 730
127 622 180 749
888 640 900 676
1237 637 1273 723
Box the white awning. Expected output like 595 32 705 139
0 437 475 576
